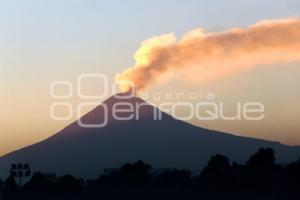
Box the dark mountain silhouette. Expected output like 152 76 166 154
0 93 299 178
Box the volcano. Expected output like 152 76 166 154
0 94 299 178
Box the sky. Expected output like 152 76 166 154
1 0 300 156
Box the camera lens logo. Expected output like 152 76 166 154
50 74 109 128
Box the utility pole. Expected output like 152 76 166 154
10 163 31 189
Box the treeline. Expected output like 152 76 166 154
1 148 300 200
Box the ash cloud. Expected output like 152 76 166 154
116 17 300 93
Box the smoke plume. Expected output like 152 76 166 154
115 17 300 93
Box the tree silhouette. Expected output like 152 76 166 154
247 147 275 169
3 149 300 200
3 176 18 200
56 175 83 194
199 154 232 190
112 160 152 185
242 147 278 192
0 179 3 195
158 169 191 187
23 172 55 196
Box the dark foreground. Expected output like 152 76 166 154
1 148 300 200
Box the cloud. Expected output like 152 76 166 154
115 17 300 93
